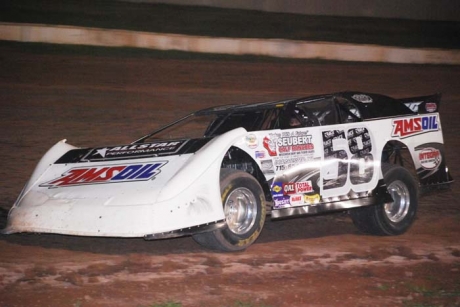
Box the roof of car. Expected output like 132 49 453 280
195 94 330 115
195 92 415 120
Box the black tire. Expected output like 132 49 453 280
350 163 418 235
192 168 266 252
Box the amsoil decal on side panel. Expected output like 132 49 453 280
392 115 439 138
82 140 187 161
40 162 167 188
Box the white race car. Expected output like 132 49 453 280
3 92 453 251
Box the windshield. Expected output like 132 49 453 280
134 108 282 144
138 113 216 143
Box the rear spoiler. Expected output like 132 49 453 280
398 93 441 114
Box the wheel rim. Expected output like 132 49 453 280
224 187 257 235
384 180 410 223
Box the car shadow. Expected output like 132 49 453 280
0 208 360 256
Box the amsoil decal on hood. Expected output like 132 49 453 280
40 162 167 188
392 115 439 138
82 140 187 161
418 147 442 170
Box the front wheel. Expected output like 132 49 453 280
350 163 418 235
193 168 266 252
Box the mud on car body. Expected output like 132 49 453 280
3 92 453 251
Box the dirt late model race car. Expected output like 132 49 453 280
3 92 453 252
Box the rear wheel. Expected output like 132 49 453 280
350 163 418 235
193 168 266 252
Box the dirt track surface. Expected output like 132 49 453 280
0 44 459 307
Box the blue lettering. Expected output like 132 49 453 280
431 116 438 129
135 163 163 179
112 164 144 180
422 117 429 130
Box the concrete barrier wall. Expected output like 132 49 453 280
1 23 459 65
122 0 460 21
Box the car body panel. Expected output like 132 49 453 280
3 92 453 239
5 128 247 237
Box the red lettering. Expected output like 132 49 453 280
283 183 296 194
48 169 89 186
74 167 109 183
393 120 403 137
296 181 313 193
413 117 421 132
419 151 440 160
403 119 415 135
92 166 126 181
279 146 291 153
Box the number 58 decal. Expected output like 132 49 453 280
321 127 377 198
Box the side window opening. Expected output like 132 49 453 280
261 109 282 130
206 109 278 136
294 98 338 127
336 97 361 123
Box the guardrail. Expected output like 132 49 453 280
1 22 459 65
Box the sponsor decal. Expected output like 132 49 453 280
245 134 258 149
263 136 277 156
273 196 290 208
264 131 314 160
289 194 304 206
295 181 314 193
272 176 320 208
264 131 315 172
260 159 274 174
40 162 166 188
352 94 373 103
418 147 442 170
255 151 266 159
283 183 295 194
83 140 186 161
392 115 439 138
405 101 423 113
304 194 320 205
283 181 314 194
274 156 308 171
425 102 437 113
271 182 284 197
277 135 314 154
